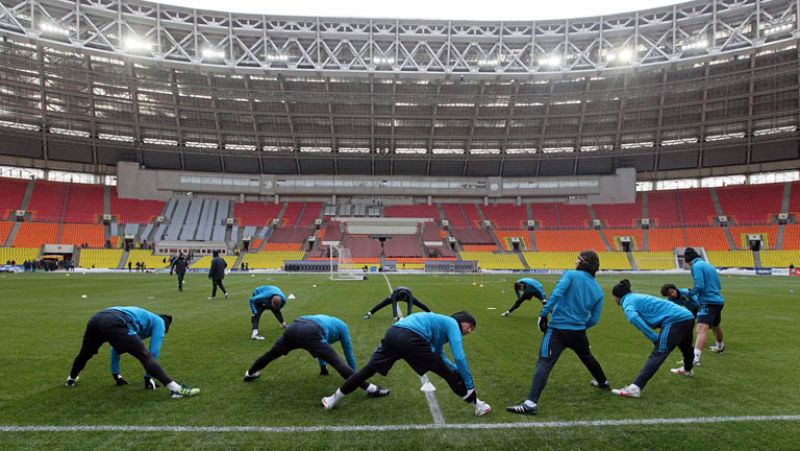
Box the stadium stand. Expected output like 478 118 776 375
782 224 800 250
481 204 528 229
451 227 495 245
269 228 313 243
63 184 104 223
344 235 382 258
0 221 12 245
728 225 779 250
110 189 165 224
459 251 524 270
462 244 499 252
234 201 282 227
280 202 304 227
191 255 238 269
592 195 643 228
323 222 343 242
242 250 306 269
296 202 322 227
124 250 172 269
533 230 605 251
647 190 682 227
706 251 754 268
0 177 27 219
78 249 123 268
493 230 531 250
384 205 439 219
522 252 576 270
789 182 800 216
530 203 560 229
26 181 67 222
760 250 800 268
678 188 716 226
421 223 442 242
263 242 304 251
556 204 592 228
632 252 677 270
716 184 783 225
0 247 39 264
441 203 470 228
461 204 482 228
60 224 104 248
13 223 58 247
385 236 424 258
604 229 645 251
648 228 685 251
597 252 633 270
683 227 729 251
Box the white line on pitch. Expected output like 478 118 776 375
382 273 445 426
2 415 799 433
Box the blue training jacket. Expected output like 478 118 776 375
107 306 166 374
540 270 603 330
619 293 695 343
301 314 358 370
516 278 547 302
249 285 287 315
688 259 724 305
395 312 474 390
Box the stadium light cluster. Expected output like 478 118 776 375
39 22 69 36
763 21 795 36
539 55 562 68
123 36 153 53
373 56 395 65
265 54 290 62
605 48 634 63
201 47 225 60
682 38 709 51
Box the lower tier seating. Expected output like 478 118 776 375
78 249 123 268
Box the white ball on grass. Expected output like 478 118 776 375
81 294 87 299
312 284 317 288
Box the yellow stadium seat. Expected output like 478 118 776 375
760 250 800 268
0 247 40 264
242 251 305 269
459 252 524 270
632 252 677 270
78 249 123 268
706 251 754 268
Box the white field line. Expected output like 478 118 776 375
2 415 799 433
382 273 445 426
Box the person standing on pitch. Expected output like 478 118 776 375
608 280 696 399
683 247 725 365
501 277 548 317
170 253 188 292
243 314 390 398
363 286 431 320
507 250 609 415
208 250 228 300
66 306 200 399
248 285 289 340
322 311 491 416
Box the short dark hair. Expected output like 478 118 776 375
683 247 700 263
576 250 600 276
612 279 632 298
212 250 220 257
661 283 678 297
451 311 476 328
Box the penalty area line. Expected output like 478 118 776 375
1 415 799 433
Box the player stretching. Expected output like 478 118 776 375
322 311 491 416
501 277 548 317
248 285 289 340
363 286 431 320
507 250 609 415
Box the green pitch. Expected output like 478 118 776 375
0 271 798 450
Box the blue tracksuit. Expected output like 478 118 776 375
688 259 724 305
540 270 603 330
302 314 358 370
395 313 474 390
620 293 695 343
666 288 699 317
249 285 287 315
108 306 166 374
516 278 547 301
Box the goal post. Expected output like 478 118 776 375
329 245 365 281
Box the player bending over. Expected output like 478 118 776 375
322 311 491 416
66 306 199 399
501 277 548 317
364 286 431 320
248 285 289 340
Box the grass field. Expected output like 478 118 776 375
1 271 799 450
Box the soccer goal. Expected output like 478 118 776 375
329 245 365 281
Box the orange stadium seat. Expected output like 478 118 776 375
0 221 13 244
604 228 645 251
647 228 685 251
233 201 282 227
13 223 58 248
782 224 800 250
60 224 104 248
493 230 531 250
534 230 605 252
683 227 729 251
728 225 779 250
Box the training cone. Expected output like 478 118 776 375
421 382 436 392
287 294 296 300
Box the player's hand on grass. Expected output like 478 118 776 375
113 374 128 386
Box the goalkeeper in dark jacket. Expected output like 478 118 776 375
364 286 431 320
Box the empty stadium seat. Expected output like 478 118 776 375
60 224 104 248
441 204 470 228
522 252 576 270
493 230 531 250
0 221 13 245
683 227 729 251
124 250 172 269
242 250 306 269
531 203 559 229
678 188 716 226
192 255 238 269
533 230 605 252
706 251 754 268
27 181 67 222
648 228 685 251
110 189 165 224
384 205 439 219
631 252 677 270
728 225 779 250
78 249 123 268
592 194 643 228
0 177 27 220
459 251 524 270
604 229 644 251
63 184 104 223
13 223 58 248
481 204 528 230
716 184 783 225
760 250 800 268
647 190 682 227
0 247 39 264
233 201 282 227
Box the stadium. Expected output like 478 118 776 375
0 0 799 448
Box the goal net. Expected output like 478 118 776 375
329 245 365 281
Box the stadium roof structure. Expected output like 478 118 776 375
0 0 798 177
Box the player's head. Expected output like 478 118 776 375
395 287 411 301
612 279 632 304
213 250 220 257
683 247 700 265
159 314 173 334
451 311 477 335
661 283 679 299
514 281 524 292
576 250 600 276
270 295 283 310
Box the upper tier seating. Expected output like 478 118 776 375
451 227 495 245
110 189 165 224
421 223 443 242
557 204 591 228
13 223 58 247
27 181 67 222
0 177 27 219
678 188 716 226
716 184 783 225
344 235 382 258
384 205 439 220
533 230 605 252
647 190 682 227
441 204 470 228
63 184 104 223
60 224 104 248
462 204 482 228
280 202 304 227
324 222 343 242
269 228 313 243
481 204 528 230
384 236 423 258
648 228 685 251
683 227 729 251
296 202 322 227
234 201 282 227
789 182 800 216
531 203 559 229
592 195 643 228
